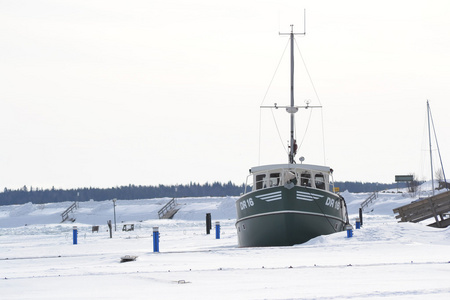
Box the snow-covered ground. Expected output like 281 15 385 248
1 184 449 299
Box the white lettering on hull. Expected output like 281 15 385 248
239 198 254 211
325 197 341 210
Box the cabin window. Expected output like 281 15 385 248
315 173 325 190
300 172 311 187
269 173 280 187
285 171 297 185
255 174 266 190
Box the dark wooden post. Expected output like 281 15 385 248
107 220 112 238
206 213 211 234
359 208 363 226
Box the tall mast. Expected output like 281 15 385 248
427 100 448 193
280 24 305 164
427 100 435 195
427 100 441 226
289 26 295 164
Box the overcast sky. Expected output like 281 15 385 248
1 0 450 190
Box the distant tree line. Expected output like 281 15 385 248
0 182 245 206
0 181 402 206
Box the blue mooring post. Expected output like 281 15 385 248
345 224 353 238
215 221 220 239
73 226 78 245
153 227 159 252
355 218 361 229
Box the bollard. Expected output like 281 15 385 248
153 227 159 252
73 226 78 245
345 224 353 238
215 221 220 239
206 213 211 235
355 218 361 229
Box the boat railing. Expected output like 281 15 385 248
330 182 336 193
244 174 253 194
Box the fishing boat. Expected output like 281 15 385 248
235 25 349 247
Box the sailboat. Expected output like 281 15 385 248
392 101 450 228
235 26 349 247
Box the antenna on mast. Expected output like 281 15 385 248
279 11 306 36
304 9 306 35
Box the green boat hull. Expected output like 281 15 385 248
235 184 347 247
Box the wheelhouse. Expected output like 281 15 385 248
245 164 335 193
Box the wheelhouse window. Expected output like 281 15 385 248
255 174 266 190
269 173 280 187
285 171 297 185
315 173 325 190
300 172 311 187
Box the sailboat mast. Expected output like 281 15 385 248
427 100 435 195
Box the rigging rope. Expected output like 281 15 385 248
259 39 290 164
297 108 313 150
294 39 322 106
260 39 290 106
307 188 344 232
321 109 327 165
270 108 288 155
294 39 327 163
420 105 441 182
429 102 448 189
259 37 329 164
258 41 289 164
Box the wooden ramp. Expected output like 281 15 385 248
393 190 450 228
158 198 180 219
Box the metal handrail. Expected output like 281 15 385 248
158 198 177 219
361 192 378 212
61 202 78 222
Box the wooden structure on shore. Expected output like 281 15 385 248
158 198 180 219
61 202 78 223
393 190 450 228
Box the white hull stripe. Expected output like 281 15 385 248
236 210 346 224
255 191 282 202
296 191 324 202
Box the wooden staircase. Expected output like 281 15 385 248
158 198 180 219
393 190 450 228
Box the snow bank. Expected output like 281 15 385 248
0 196 238 228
